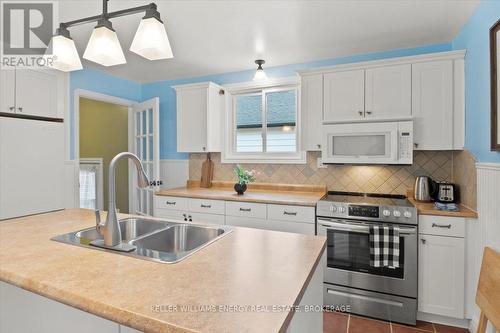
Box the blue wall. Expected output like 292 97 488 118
141 43 451 160
69 69 142 159
453 0 500 163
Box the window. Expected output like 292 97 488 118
223 78 305 163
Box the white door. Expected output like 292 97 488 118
323 70 365 122
0 68 15 113
365 64 411 120
15 68 59 118
412 60 453 150
418 234 465 318
301 74 323 151
130 98 160 216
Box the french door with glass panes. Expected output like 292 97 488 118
130 97 160 216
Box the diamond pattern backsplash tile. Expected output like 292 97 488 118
189 151 453 195
452 150 477 210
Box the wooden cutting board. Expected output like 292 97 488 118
200 153 214 188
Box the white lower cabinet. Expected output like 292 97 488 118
418 216 465 319
154 196 315 234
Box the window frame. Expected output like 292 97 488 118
222 77 306 164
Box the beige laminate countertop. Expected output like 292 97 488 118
155 182 327 207
0 209 326 333
407 195 478 219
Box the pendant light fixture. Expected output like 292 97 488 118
253 59 267 81
46 26 82 72
83 19 126 67
47 0 173 71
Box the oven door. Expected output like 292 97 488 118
317 217 417 298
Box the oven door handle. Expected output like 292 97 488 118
317 218 416 235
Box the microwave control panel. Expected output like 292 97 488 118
398 121 413 163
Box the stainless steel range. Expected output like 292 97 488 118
317 191 418 325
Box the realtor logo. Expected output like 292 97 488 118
1 1 57 67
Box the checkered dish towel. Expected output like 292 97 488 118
369 225 400 268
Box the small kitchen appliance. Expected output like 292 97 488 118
317 191 418 325
435 182 457 203
414 176 437 202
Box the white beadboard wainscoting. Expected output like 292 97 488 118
159 159 189 190
466 163 500 333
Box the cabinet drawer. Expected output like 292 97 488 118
188 198 225 215
267 204 315 223
154 208 188 222
189 212 225 225
226 216 268 230
154 196 189 211
225 201 267 219
418 215 465 238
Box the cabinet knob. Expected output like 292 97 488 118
202 147 206 151
366 111 372 115
358 111 363 116
8 106 15 112
317 144 321 149
421 238 426 244
17 107 22 112
414 143 419 148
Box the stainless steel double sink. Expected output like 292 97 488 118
52 218 232 263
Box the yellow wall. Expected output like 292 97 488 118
80 98 129 213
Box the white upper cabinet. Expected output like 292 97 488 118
0 68 65 118
365 64 411 120
323 70 365 122
175 82 224 153
301 74 324 151
412 60 454 150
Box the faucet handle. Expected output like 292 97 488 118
95 210 101 231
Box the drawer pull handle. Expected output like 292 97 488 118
166 201 176 205
432 223 451 229
283 211 297 216
201 204 212 208
239 208 251 212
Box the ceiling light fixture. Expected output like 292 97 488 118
48 0 173 71
253 59 267 81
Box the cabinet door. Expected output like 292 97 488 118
301 74 323 151
154 208 189 222
189 212 225 225
176 88 208 152
412 61 453 150
323 70 364 122
365 64 411 119
418 234 465 318
0 69 15 113
15 68 59 117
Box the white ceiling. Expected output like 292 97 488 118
58 0 480 83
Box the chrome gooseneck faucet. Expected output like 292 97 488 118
93 152 149 250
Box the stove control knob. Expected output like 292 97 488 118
330 205 337 212
382 209 391 217
404 211 412 218
338 206 346 213
393 210 401 218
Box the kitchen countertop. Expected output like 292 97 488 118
0 209 326 333
407 192 478 218
156 181 327 207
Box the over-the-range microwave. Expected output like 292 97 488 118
321 121 413 165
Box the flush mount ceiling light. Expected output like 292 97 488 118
48 0 173 71
253 59 267 81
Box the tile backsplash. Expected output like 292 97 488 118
189 151 453 195
452 150 477 210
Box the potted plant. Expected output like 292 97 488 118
233 165 256 195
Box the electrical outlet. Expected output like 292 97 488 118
317 157 327 169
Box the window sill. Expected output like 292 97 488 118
221 151 307 164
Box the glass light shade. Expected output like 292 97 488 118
253 67 267 81
130 17 173 60
46 35 82 72
83 26 126 66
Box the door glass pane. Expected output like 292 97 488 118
142 110 146 134
332 135 386 156
266 90 297 152
142 137 147 160
136 113 140 134
148 108 153 132
235 94 262 152
149 135 153 160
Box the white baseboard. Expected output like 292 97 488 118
417 312 469 329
